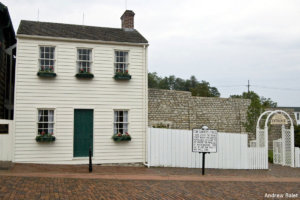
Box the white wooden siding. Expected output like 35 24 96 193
0 120 14 161
147 128 268 169
14 37 147 164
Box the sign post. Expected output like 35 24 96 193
192 127 217 175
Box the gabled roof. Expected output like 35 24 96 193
17 20 148 44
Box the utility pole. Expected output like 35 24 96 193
247 80 250 93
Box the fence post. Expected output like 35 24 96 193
89 146 92 172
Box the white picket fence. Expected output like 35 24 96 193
147 128 268 169
0 120 14 161
295 147 300 168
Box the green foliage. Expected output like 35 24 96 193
112 134 131 142
295 125 300 147
230 91 277 134
152 123 170 129
148 72 220 97
268 150 273 163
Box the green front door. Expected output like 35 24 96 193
74 109 93 157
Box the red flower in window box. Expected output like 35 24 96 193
80 68 84 73
112 132 131 142
41 131 45 136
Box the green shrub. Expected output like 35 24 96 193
268 150 273 163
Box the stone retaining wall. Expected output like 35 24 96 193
148 88 251 133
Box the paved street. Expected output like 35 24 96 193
0 164 300 200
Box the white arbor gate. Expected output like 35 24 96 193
251 110 295 167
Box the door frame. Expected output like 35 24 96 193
72 107 95 159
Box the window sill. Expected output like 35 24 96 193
37 72 57 77
114 74 132 80
75 73 94 79
36 135 56 142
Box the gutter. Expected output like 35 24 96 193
16 34 149 47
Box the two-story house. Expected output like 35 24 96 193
14 10 149 164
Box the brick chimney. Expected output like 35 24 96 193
121 10 135 29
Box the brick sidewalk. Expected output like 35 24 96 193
0 163 300 199
0 176 299 200
2 163 300 178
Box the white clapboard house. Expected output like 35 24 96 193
14 10 148 164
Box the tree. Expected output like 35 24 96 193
230 91 277 133
148 72 161 89
148 72 220 97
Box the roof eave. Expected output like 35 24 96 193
16 34 149 47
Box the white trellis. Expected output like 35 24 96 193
251 110 295 167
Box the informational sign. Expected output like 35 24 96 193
192 129 217 153
271 114 288 125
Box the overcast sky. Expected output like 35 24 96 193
3 0 300 106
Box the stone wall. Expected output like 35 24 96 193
148 88 251 133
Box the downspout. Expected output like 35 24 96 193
143 44 150 167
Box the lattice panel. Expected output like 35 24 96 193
273 139 282 164
284 129 292 166
258 129 265 147
250 140 256 147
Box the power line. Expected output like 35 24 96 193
214 85 245 88
252 85 300 92
215 83 300 92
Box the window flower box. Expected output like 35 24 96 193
76 68 94 78
114 70 131 80
37 72 57 77
112 132 131 142
76 73 94 78
37 66 56 77
36 132 56 142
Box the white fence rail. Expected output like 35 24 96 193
147 128 268 169
0 120 14 161
295 147 300 168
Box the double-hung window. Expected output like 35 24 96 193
38 109 54 135
114 111 128 134
39 46 55 72
114 51 129 73
77 49 92 73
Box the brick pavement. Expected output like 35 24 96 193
0 164 300 199
0 176 299 200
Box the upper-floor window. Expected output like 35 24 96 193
39 46 55 72
114 110 128 134
77 49 92 73
114 51 128 73
38 109 54 135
